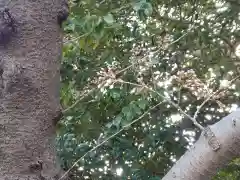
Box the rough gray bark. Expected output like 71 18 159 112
162 108 240 180
0 0 68 179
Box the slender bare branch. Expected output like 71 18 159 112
193 75 240 120
116 79 204 130
58 101 164 180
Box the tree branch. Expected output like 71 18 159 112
58 101 164 180
116 79 204 130
162 108 240 180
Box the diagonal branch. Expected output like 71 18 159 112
58 101 164 180
116 79 204 130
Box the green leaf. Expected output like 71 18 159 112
142 2 153 16
113 115 122 127
103 13 115 24
132 0 146 11
122 106 130 115
130 102 142 115
137 99 148 110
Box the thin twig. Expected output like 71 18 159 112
63 33 90 44
115 63 137 75
63 62 144 113
63 88 96 113
116 79 204 130
193 91 218 120
58 101 164 180
193 75 240 120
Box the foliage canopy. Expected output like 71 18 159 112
57 0 240 179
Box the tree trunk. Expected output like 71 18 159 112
162 108 240 180
0 0 67 179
